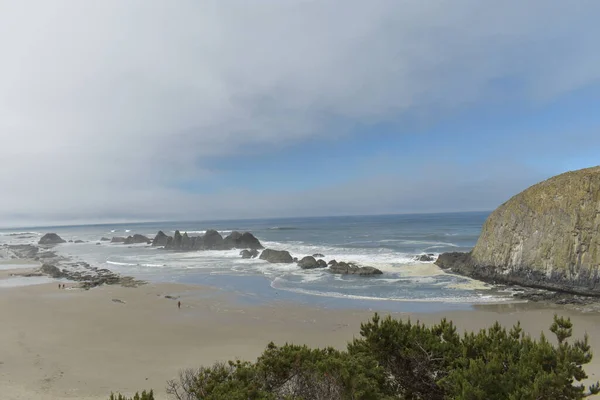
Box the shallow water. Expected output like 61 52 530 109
0 212 510 310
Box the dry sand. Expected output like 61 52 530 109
1 271 600 399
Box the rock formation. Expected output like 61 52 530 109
152 231 169 246
38 233 66 245
436 166 600 296
240 249 259 259
123 234 150 245
259 249 294 263
328 261 383 276
152 230 263 252
298 256 320 269
224 231 264 250
111 237 126 243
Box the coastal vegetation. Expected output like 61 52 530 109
111 313 599 399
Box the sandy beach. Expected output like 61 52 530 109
2 268 600 399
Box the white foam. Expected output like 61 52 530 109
270 282 513 304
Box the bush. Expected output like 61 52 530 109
109 390 155 400
117 314 600 400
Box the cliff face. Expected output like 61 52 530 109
470 166 600 294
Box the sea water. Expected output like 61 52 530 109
0 212 511 311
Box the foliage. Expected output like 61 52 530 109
109 390 155 400
114 314 600 400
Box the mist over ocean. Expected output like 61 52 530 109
0 212 513 309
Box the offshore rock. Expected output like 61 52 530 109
38 233 66 245
111 237 127 243
203 229 224 250
329 262 383 276
123 234 151 245
437 166 600 296
152 231 169 247
298 256 320 269
260 249 294 264
224 231 264 250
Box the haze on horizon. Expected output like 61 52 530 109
1 1 599 228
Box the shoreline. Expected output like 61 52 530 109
2 278 600 399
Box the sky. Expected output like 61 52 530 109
0 0 599 227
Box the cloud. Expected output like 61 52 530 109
0 0 598 226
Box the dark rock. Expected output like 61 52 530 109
123 234 151 245
7 244 39 258
328 260 337 266
298 256 320 269
260 249 294 264
203 229 224 250
165 295 179 300
240 249 260 259
416 254 435 262
40 264 66 278
74 240 85 244
317 259 327 268
100 237 111 241
293 257 298 263
111 237 127 243
152 231 169 246
329 262 383 276
224 231 264 250
96 242 101 245
38 233 66 245
312 253 325 258
112 299 125 304
68 240 73 243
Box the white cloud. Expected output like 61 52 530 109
0 0 598 226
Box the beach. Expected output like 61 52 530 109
2 268 600 399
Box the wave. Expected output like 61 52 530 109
269 281 512 304
0 231 41 236
106 260 165 268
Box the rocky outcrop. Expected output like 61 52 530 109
436 166 600 296
203 230 224 250
240 249 259 259
415 254 435 262
40 263 66 278
152 231 169 246
100 237 111 241
328 261 383 276
298 256 320 269
111 237 127 243
260 249 294 263
155 229 264 252
224 231 264 250
74 240 85 244
313 253 325 258
38 233 66 245
123 234 150 245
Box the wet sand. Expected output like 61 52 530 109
1 276 599 399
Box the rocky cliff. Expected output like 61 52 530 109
436 166 600 296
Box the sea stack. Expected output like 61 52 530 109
436 166 600 295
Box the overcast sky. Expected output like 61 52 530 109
1 1 599 227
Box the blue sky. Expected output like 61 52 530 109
0 1 599 226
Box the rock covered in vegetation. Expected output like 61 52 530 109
259 249 294 263
38 233 66 245
437 166 600 296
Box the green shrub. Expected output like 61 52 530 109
117 314 600 400
109 390 155 400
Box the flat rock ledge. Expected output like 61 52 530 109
436 252 600 299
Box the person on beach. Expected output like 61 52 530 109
178 301 181 309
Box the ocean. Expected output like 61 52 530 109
0 212 512 311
